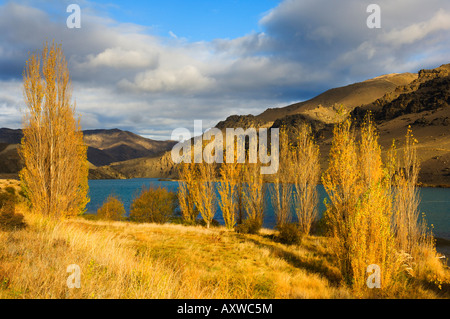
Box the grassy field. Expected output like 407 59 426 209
0 204 448 299
0 179 21 193
0 179 449 299
0 209 345 299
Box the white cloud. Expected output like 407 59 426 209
380 9 450 47
1 1 450 139
169 31 178 39
81 47 159 69
119 65 215 94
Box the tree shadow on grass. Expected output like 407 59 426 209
240 234 343 286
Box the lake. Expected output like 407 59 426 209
86 178 450 240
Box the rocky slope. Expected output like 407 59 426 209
257 72 418 124
352 64 450 121
109 63 449 186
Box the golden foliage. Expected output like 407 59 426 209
193 162 217 228
130 186 177 224
177 162 198 224
389 127 427 255
97 195 126 221
177 141 218 228
19 41 89 218
291 123 320 235
387 127 440 286
242 161 265 231
217 161 240 229
322 114 401 293
270 127 292 228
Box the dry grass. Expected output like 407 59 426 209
0 179 21 193
0 205 352 299
0 179 448 299
0 206 447 299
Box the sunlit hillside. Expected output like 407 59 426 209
0 201 449 299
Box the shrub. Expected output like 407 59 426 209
0 191 16 208
97 195 126 221
310 214 329 236
19 181 31 206
130 186 177 224
81 213 100 221
0 200 26 231
235 217 262 234
4 187 16 196
196 218 220 228
168 215 184 225
277 223 302 245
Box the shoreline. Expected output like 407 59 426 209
1 173 449 188
436 237 450 267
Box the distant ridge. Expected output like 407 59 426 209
1 63 449 186
0 128 176 178
0 128 23 144
82 128 176 166
104 63 450 186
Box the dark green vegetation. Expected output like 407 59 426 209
0 185 26 231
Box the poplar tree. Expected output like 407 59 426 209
20 41 89 218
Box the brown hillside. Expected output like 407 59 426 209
257 72 417 124
110 64 448 186
0 128 176 178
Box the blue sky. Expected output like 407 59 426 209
1 0 450 139
90 0 279 41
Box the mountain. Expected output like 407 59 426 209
104 63 450 186
83 129 176 166
0 128 23 144
0 143 21 174
352 63 450 121
214 72 418 131
0 128 176 179
1 63 449 186
108 151 177 179
256 72 418 124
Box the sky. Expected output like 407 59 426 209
1 0 450 140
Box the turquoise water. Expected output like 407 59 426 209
86 178 450 240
